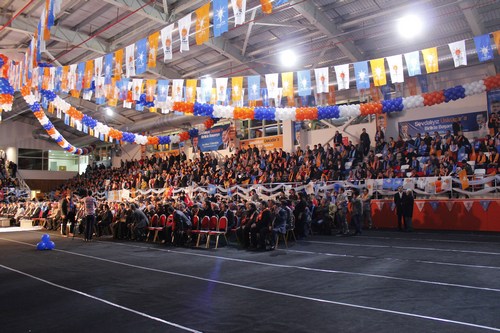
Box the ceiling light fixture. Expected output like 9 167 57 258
105 107 114 116
397 14 423 39
280 49 297 67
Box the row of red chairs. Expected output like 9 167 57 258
146 214 175 243
191 215 228 249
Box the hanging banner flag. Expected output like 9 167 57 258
448 40 467 67
312 67 328 93
148 31 159 68
492 31 500 55
201 78 213 103
178 13 192 53
463 201 474 212
445 201 454 212
265 73 279 100
186 79 197 103
430 201 439 212
135 38 147 74
407 77 417 95
418 75 428 93
95 77 105 104
213 0 228 37
333 65 348 90
61 65 69 92
83 60 93 89
297 70 311 97
94 56 103 80
386 54 404 83
369 58 387 86
172 79 184 101
281 72 294 98
458 169 469 190
195 3 210 45
404 51 422 77
232 77 243 103
231 0 246 26
161 24 174 61
145 79 156 103
157 79 169 102
247 75 260 100
375 201 384 211
274 0 289 5
104 53 113 85
125 44 136 77
421 47 439 73
260 0 272 14
480 200 491 212
76 62 85 91
131 79 143 101
328 85 336 105
473 34 493 62
261 88 269 106
353 61 370 90
114 49 123 80
216 77 228 102
415 201 425 212
54 67 62 92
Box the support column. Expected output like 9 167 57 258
5 147 17 164
282 120 295 153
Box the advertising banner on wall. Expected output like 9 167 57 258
195 124 237 152
398 111 489 139
240 135 283 150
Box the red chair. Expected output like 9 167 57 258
192 216 210 247
146 214 159 241
153 214 166 243
204 216 219 248
207 216 229 249
192 215 199 230
165 214 175 244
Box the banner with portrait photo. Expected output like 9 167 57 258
398 111 489 139
195 124 236 152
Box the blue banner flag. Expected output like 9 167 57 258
417 75 428 93
54 67 62 92
404 51 421 77
76 62 85 91
353 61 370 90
297 70 311 97
117 78 129 100
474 34 493 62
247 75 260 100
64 114 70 126
274 0 289 5
135 38 147 74
213 0 228 37
104 53 113 85
157 79 170 102
261 88 269 106
38 67 44 90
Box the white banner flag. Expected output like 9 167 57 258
415 201 425 212
463 201 474 212
314 67 329 93
231 0 246 26
375 201 384 211
178 13 192 53
265 73 279 100
131 79 143 101
49 67 55 91
172 79 184 101
334 64 349 90
448 40 467 67
125 44 135 77
161 24 174 61
216 77 228 102
68 64 77 91
94 57 103 79
386 54 404 83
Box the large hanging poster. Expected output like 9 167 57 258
195 124 237 152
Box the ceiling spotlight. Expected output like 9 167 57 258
280 49 297 67
105 107 114 116
397 14 423 39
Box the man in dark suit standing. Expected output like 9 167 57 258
393 186 405 231
402 189 414 232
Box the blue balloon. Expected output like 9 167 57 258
45 241 55 250
41 234 50 242
37 242 47 250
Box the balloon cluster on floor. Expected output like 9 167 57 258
37 234 55 251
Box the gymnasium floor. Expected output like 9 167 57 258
1 229 500 333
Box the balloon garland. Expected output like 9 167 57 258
20 86 95 155
0 54 14 112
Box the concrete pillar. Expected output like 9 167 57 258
282 120 296 153
5 147 17 164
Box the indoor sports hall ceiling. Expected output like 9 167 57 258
1 0 500 145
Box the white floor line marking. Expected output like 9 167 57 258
361 235 500 245
302 240 500 255
3 237 500 295
1 241 500 332
0 264 202 333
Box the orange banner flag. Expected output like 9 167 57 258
43 0 51 41
370 83 380 102
145 79 156 103
421 47 439 73
328 85 336 105
83 60 93 89
231 77 243 103
186 79 197 103
459 169 469 190
148 32 159 68
61 66 69 91
42 68 50 90
492 31 500 55
260 0 272 14
195 3 210 45
369 58 387 86
114 49 124 80
281 72 294 98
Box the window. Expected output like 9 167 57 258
18 149 48 170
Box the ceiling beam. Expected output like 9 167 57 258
290 0 363 62
100 0 168 24
241 9 257 56
72 4 115 31
459 0 486 36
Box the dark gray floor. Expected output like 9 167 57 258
1 229 500 333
